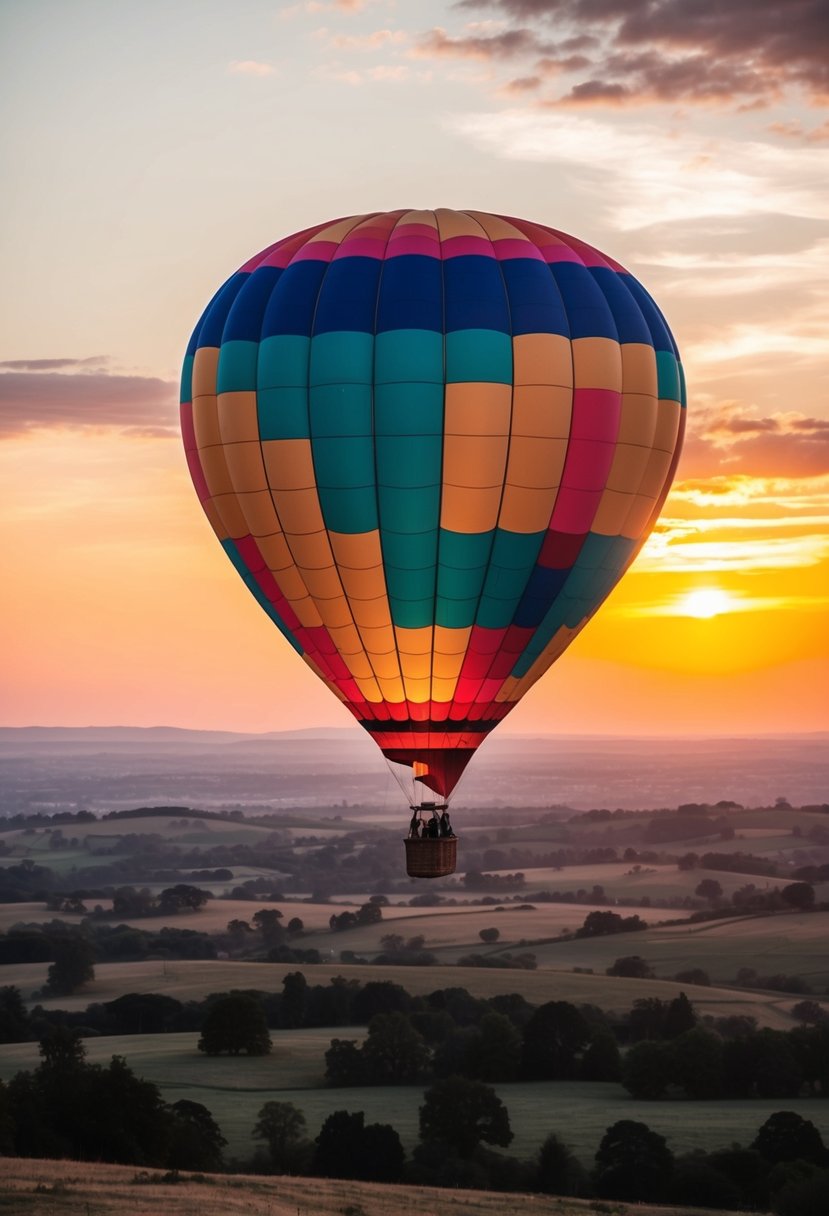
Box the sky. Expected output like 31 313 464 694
1 0 828 738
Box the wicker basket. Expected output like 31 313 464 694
404 836 458 878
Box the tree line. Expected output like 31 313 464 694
0 1023 827 1214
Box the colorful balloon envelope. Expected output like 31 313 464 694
181 209 685 809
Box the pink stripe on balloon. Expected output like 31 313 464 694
550 486 604 532
290 241 340 263
386 235 441 258
391 223 440 241
570 388 622 442
441 235 495 259
561 438 617 492
493 238 544 262
235 533 265 571
179 401 196 452
333 237 386 260
184 447 211 505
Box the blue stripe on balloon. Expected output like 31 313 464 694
223 266 282 342
313 257 383 335
260 260 328 338
547 262 618 341
444 256 510 333
376 255 443 333
500 258 570 337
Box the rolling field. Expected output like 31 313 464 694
1 1031 827 1166
3 957 815 1029
0 1157 748 1216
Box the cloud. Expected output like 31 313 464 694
228 60 276 76
414 25 549 60
681 403 829 478
449 108 829 230
329 28 408 51
0 356 109 371
0 367 178 438
453 0 829 106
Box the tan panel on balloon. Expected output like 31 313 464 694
441 484 504 534
511 385 572 439
513 333 573 388
223 442 269 494
572 337 623 392
653 399 683 453
444 382 511 435
616 393 659 447
217 391 259 443
621 344 658 396
443 434 508 489
237 490 282 538
192 395 222 449
209 492 249 540
191 347 219 399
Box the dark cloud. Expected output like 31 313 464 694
0 368 178 438
681 404 829 477
416 26 551 59
0 356 109 371
451 0 829 104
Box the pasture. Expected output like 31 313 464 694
0 1158 747 1216
1 1031 828 1167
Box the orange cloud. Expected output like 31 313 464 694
0 365 177 438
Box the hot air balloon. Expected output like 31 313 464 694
180 209 685 878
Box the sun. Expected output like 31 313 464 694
677 588 734 619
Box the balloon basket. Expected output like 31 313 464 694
404 836 458 879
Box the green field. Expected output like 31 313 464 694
1 1030 827 1167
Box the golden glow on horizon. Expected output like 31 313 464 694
676 588 734 618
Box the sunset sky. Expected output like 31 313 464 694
2 0 827 737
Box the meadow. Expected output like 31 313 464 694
0 1157 747 1216
1 1029 828 1167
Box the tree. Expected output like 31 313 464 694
280 971 308 1028
253 1100 308 1172
628 997 668 1041
781 882 816 911
468 1012 522 1083
312 1109 404 1182
252 908 285 947
0 985 31 1043
158 884 210 914
535 1132 587 1196
167 1099 227 1170
361 1012 430 1084
595 1119 674 1202
606 955 654 979
479 927 500 943
419 1075 512 1157
45 936 95 996
695 878 723 903
671 1027 724 1098
752 1111 828 1166
663 992 697 1038
198 994 271 1056
521 1001 590 1079
580 1031 621 1081
622 1040 671 1099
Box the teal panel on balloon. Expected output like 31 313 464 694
374 382 444 436
376 435 442 489
257 386 310 440
445 330 512 384
375 329 444 384
390 597 434 628
216 340 259 393
378 485 440 534
476 530 546 629
439 529 494 570
180 354 194 404
310 384 372 437
258 335 310 389
382 529 437 569
436 595 480 629
312 436 374 488
656 350 681 401
310 331 374 386
679 361 688 408
386 564 435 601
317 486 378 534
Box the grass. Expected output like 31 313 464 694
0 1157 750 1216
1 1030 828 1167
